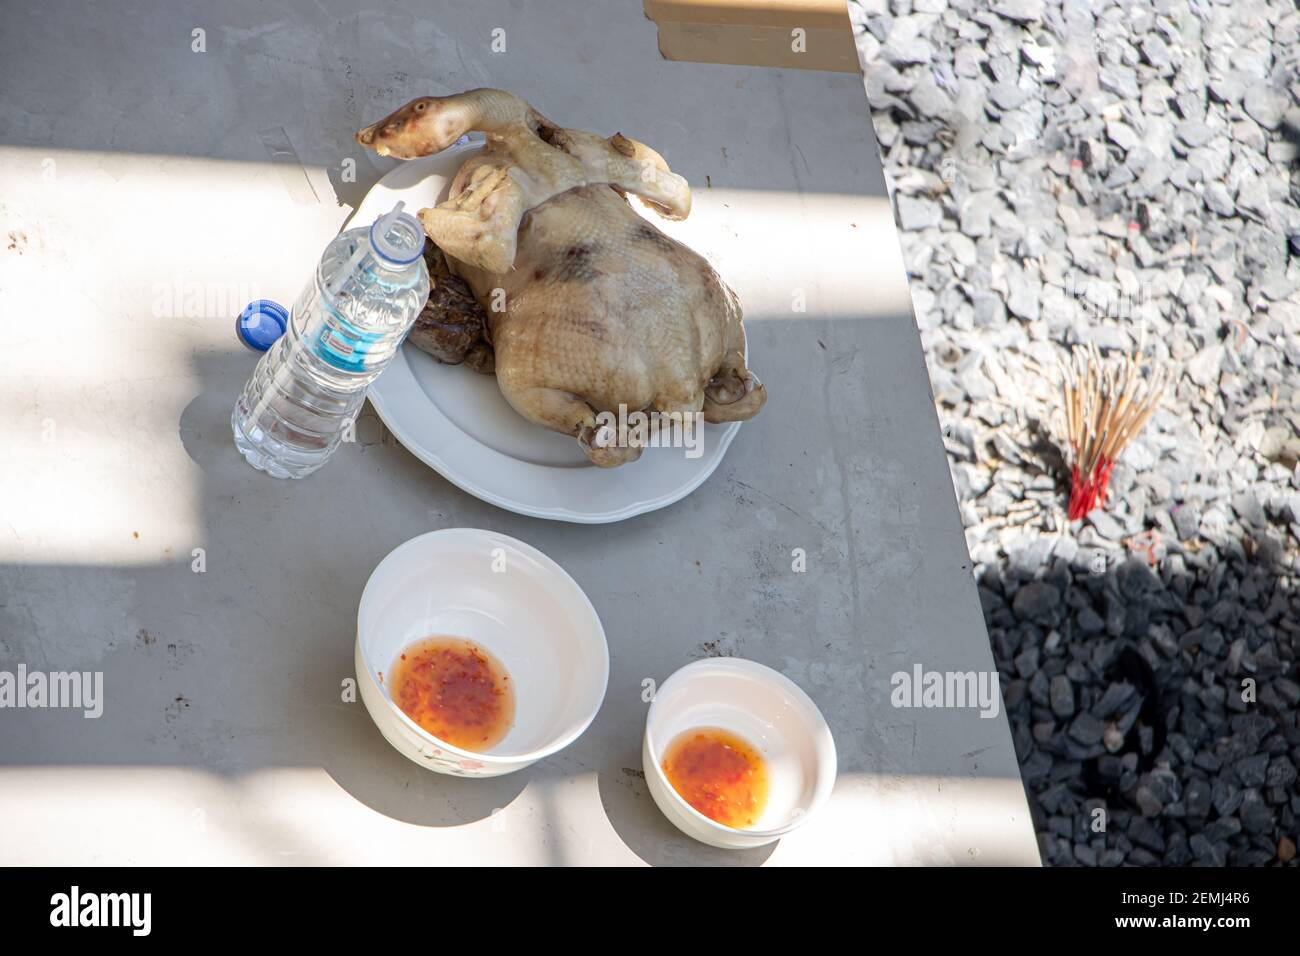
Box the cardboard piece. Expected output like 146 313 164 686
644 0 860 73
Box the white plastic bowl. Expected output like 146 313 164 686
355 528 609 776
643 658 837 848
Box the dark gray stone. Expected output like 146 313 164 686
1093 681 1136 719
1013 581 1061 624
1049 675 1075 718
1128 815 1166 852
1235 753 1269 788
1068 712 1106 747
1239 788 1274 834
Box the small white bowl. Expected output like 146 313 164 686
643 658 837 849
355 528 609 777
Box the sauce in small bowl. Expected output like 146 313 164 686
390 636 515 752
662 727 770 828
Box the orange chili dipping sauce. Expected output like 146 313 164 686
662 727 770 829
390 636 515 752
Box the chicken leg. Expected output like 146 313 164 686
356 89 690 272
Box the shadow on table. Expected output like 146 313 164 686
595 767 776 866
0 300 1030 860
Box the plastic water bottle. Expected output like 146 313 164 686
232 203 430 478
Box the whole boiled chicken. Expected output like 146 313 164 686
356 88 765 466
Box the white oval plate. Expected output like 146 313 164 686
351 141 743 523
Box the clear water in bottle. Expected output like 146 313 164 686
232 205 430 478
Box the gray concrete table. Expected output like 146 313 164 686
0 0 1038 864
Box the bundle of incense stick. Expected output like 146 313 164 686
1060 346 1171 521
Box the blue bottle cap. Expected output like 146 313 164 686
236 299 289 351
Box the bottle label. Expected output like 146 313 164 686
313 319 382 372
